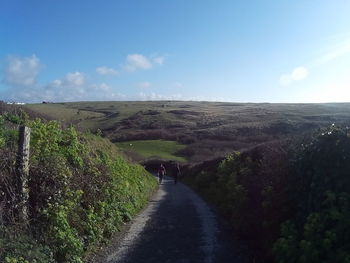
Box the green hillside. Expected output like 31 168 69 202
0 110 157 263
116 140 186 162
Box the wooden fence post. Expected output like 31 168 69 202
16 125 31 222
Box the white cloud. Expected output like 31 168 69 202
138 81 152 88
62 72 86 86
124 54 153 71
43 73 125 101
96 66 118 75
138 92 183 101
280 66 309 86
97 54 165 75
279 35 350 89
2 63 125 102
1 53 168 102
42 72 87 100
291 67 308 80
153 56 165 65
3 54 42 87
47 72 86 92
123 54 165 72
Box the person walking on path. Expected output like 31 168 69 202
157 163 166 184
174 163 181 184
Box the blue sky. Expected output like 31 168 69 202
1 0 350 103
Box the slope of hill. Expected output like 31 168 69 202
0 113 157 263
25 101 350 163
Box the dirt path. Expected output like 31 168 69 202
97 176 243 263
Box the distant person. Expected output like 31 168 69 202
157 164 166 184
174 163 181 184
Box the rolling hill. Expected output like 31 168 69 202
25 101 350 163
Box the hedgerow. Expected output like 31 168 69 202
273 126 350 263
184 125 350 262
0 117 157 262
184 146 291 262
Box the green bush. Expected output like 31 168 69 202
185 126 350 262
0 115 18 148
0 226 54 263
1 118 157 262
273 126 350 263
185 147 291 262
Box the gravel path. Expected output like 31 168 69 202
102 176 243 263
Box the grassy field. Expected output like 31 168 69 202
26 103 104 129
25 101 350 163
116 140 187 162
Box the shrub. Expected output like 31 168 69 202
273 126 350 263
0 226 54 263
0 118 157 262
185 126 350 262
184 145 291 262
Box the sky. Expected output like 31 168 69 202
1 0 350 103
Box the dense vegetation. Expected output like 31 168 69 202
184 125 350 263
0 110 157 263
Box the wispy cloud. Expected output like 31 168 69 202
42 74 125 102
123 54 165 72
3 54 42 87
152 56 165 65
45 71 87 99
313 36 350 66
124 54 153 71
280 66 309 86
61 72 86 86
97 54 165 75
138 92 183 101
279 34 350 87
96 66 118 75
1 53 167 102
1 54 126 102
137 81 152 88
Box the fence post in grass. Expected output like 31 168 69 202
16 125 31 222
